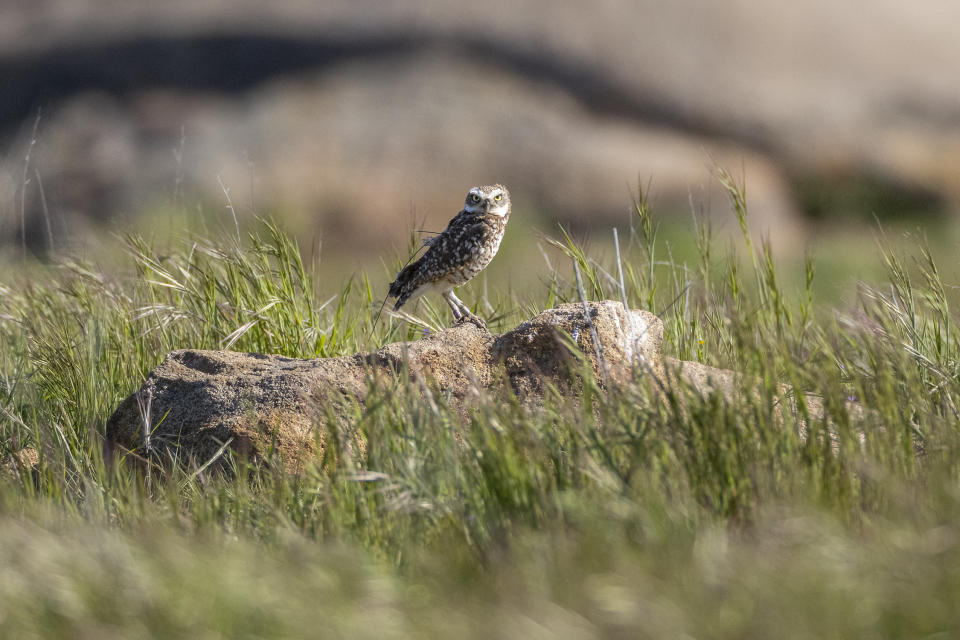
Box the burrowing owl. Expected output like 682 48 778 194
388 184 511 328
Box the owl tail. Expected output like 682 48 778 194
388 262 418 310
371 265 414 342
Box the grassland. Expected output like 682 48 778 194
2 176 960 638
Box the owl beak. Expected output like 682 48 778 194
482 201 492 214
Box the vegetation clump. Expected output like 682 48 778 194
1 179 959 638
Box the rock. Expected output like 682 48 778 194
7 0 960 254
2 447 39 484
105 299 874 468
662 357 870 453
1 60 804 255
664 357 737 399
494 301 663 398
106 301 663 467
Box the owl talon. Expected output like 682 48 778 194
456 314 487 330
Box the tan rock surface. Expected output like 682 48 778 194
2 447 39 484
107 299 876 468
107 301 663 466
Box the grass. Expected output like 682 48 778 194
2 175 960 638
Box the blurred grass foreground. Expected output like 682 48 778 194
2 177 960 638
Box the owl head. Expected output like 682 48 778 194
464 184 510 218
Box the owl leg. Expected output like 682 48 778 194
445 290 486 330
442 290 463 320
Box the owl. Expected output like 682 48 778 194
388 184 511 328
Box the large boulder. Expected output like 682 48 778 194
106 299 877 468
107 301 663 467
9 0 960 254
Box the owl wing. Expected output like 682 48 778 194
389 209 479 302
421 208 468 248
412 215 485 280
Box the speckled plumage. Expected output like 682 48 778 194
388 184 510 326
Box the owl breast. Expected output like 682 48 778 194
450 221 505 285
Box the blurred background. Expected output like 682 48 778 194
1 0 958 287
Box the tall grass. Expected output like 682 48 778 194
1 182 960 638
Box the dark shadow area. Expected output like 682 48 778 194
0 32 772 152
796 171 947 222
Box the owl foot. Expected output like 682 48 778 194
455 313 487 330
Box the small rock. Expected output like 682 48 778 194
2 447 40 483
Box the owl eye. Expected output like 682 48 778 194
471 194 481 203
494 194 503 202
